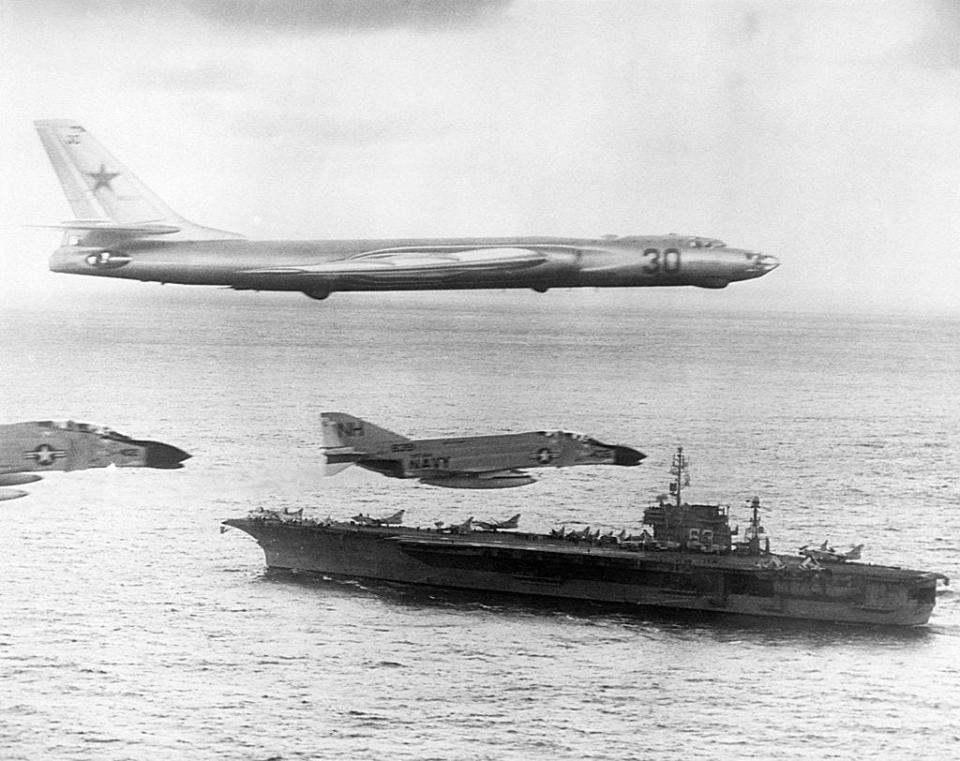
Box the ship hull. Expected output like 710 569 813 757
225 519 940 627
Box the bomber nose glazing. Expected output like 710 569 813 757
746 252 780 274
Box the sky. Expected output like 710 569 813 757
2 0 960 313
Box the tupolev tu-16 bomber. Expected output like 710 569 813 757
34 120 779 300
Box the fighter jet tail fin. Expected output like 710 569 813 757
34 119 243 242
321 413 410 475
322 412 409 449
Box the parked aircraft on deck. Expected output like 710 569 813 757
322 412 644 489
799 540 865 564
0 420 190 501
35 120 779 300
351 510 405 526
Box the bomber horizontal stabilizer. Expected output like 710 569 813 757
31 220 182 237
0 488 29 501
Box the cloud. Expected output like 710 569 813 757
181 0 513 32
233 110 450 146
26 0 512 32
191 0 511 31
136 61 249 92
908 0 960 68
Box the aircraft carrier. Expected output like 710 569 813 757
224 449 947 627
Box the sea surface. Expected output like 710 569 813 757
1 290 959 760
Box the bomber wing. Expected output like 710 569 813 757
241 247 548 281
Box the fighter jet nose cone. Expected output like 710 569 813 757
143 442 191 469
613 446 646 466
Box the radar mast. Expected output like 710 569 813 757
669 446 690 508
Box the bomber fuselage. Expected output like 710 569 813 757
49 234 779 298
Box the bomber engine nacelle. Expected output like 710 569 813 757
419 472 536 489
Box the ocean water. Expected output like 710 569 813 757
1 290 959 760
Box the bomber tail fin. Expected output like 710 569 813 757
34 119 242 241
321 412 410 476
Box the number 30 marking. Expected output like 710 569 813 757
642 248 681 275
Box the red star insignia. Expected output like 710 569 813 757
87 163 121 191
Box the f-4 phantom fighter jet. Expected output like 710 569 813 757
35 120 779 300
0 420 190 501
322 412 644 489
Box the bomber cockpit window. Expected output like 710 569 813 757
687 237 727 248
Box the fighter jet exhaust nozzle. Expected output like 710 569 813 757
135 440 191 469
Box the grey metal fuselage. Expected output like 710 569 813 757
50 234 779 296
0 420 190 500
351 430 644 481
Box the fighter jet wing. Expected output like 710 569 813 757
240 247 547 279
